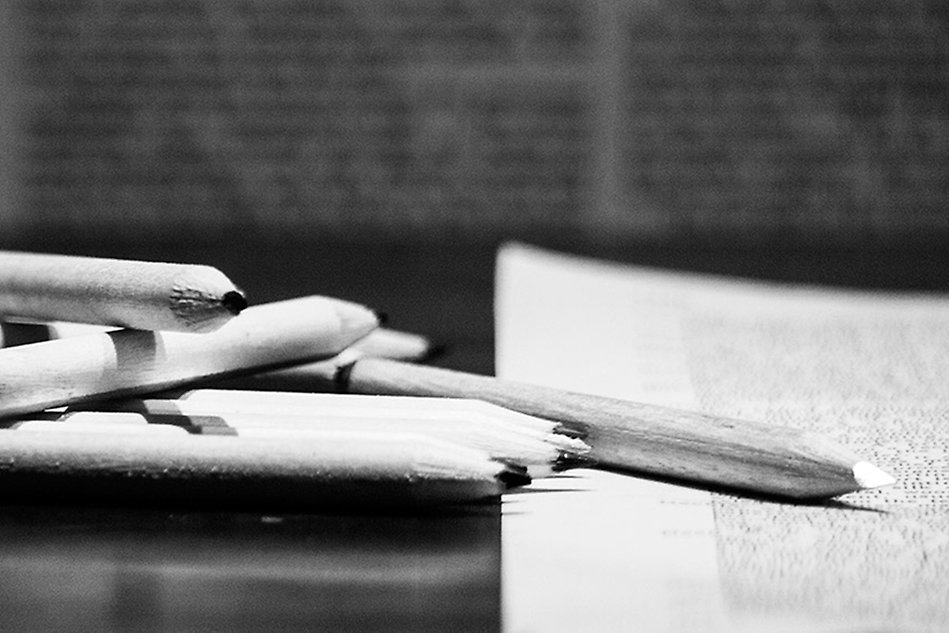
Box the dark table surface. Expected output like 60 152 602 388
1 236 947 631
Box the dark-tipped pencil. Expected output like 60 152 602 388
0 251 246 333
0 426 528 509
0 296 379 419
258 355 895 499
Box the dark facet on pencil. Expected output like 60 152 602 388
421 342 449 362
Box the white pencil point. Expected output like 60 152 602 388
852 461 896 490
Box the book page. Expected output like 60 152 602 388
496 243 949 632
497 244 726 633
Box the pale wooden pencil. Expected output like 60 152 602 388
0 251 247 332
0 427 530 508
60 403 589 476
0 321 433 363
13 418 191 436
155 389 563 434
0 296 379 419
0 320 111 347
268 355 896 499
200 328 442 390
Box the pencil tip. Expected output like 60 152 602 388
551 452 596 472
221 290 248 315
852 461 896 490
498 464 532 490
422 342 449 362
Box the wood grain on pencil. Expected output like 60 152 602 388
0 296 379 418
69 399 590 476
319 357 895 499
0 251 246 332
0 428 529 508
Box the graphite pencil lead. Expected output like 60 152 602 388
551 452 597 472
422 342 449 362
498 465 532 489
0 251 245 333
852 461 896 490
221 290 248 315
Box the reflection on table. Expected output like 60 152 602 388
0 503 500 632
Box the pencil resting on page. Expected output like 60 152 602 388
0 251 247 333
0 295 380 419
0 425 530 508
246 354 896 500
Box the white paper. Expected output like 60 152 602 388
497 243 725 633
497 243 949 633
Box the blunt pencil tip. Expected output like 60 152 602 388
551 452 597 472
498 464 532 490
221 290 248 315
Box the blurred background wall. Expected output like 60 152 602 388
1 0 948 249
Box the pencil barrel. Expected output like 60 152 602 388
0 252 245 332
0 430 510 509
0 296 378 418
62 403 583 467
341 358 870 498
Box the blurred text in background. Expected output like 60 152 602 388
0 1 947 250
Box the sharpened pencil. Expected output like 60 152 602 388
0 322 435 363
0 426 530 508
61 401 590 477
151 389 565 435
260 355 896 499
0 296 380 419
0 251 246 333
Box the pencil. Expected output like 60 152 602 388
0 251 247 333
0 320 111 348
0 320 433 363
283 355 896 499
0 295 380 419
63 401 590 476
200 328 443 390
0 427 531 509
13 418 191 436
147 389 565 435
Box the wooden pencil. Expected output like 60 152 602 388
271 355 896 499
0 251 246 333
0 320 433 363
60 402 589 476
0 427 530 508
142 389 564 435
0 320 111 348
201 328 442 390
0 296 379 419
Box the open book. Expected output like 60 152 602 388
497 243 949 633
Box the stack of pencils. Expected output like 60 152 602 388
0 251 578 509
0 251 895 511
